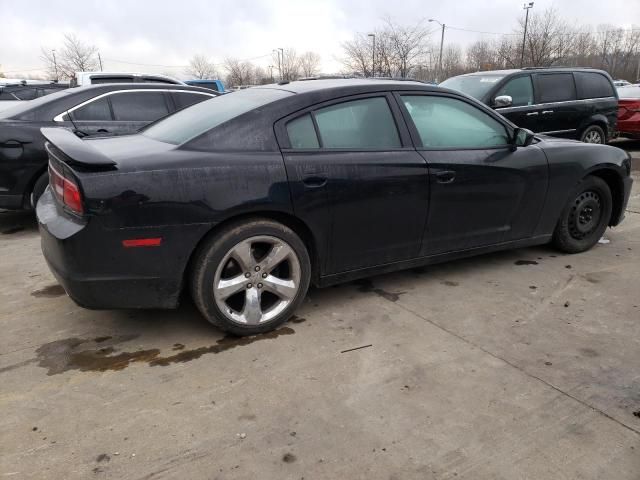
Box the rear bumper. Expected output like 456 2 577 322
36 188 187 309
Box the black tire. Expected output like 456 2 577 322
190 218 311 336
580 125 606 144
552 176 612 254
30 172 49 209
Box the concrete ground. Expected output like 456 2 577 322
1 159 639 479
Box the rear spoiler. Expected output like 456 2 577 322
41 127 116 168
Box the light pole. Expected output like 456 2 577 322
521 2 534 68
51 49 59 82
268 65 274 82
429 19 445 82
278 47 284 80
368 33 376 77
273 49 283 81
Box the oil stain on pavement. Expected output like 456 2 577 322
34 328 296 375
31 284 66 298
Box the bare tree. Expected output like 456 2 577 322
223 57 255 87
272 48 301 81
41 33 98 80
441 45 465 79
186 54 218 79
299 51 321 77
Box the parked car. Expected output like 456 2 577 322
440 67 618 144
617 85 640 139
185 79 226 92
70 71 185 87
0 83 217 210
37 79 633 335
0 83 69 112
613 79 632 87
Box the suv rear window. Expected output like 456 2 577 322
143 88 292 145
536 74 576 103
574 72 615 99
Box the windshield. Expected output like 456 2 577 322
0 88 74 119
440 74 506 100
142 88 293 145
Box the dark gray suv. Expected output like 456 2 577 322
441 67 618 144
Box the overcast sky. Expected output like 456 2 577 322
1 0 638 79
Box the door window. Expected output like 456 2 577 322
110 91 170 121
536 74 576 103
72 97 112 121
313 97 401 149
286 114 319 148
496 76 534 107
401 95 510 148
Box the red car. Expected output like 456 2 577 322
617 86 640 138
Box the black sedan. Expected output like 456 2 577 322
0 83 217 210
37 79 633 335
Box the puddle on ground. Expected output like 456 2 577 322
441 280 459 287
289 315 306 324
31 284 66 298
354 279 405 302
514 260 538 266
34 327 296 375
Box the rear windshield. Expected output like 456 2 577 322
0 88 74 119
440 74 506 100
142 88 292 145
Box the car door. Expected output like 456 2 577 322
492 74 541 131
531 73 580 137
277 93 430 275
397 92 548 256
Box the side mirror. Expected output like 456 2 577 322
513 128 535 148
494 95 512 108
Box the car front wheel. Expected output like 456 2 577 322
190 218 311 335
552 176 612 253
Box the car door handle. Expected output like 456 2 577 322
434 170 456 184
302 174 327 188
526 112 539 116
541 110 554 114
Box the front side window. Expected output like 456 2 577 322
401 95 510 148
172 92 210 110
111 91 170 121
496 76 534 107
440 74 506 100
536 74 576 103
72 97 112 121
313 97 401 149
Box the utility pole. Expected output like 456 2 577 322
521 2 534 68
98 52 103 71
52 49 59 82
368 33 376 77
278 47 284 81
268 65 274 82
429 19 445 82
273 50 281 81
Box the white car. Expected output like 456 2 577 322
613 79 632 87
70 71 185 87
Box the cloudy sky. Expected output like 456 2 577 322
1 0 638 79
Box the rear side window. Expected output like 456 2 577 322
496 75 534 107
313 97 401 149
110 92 170 121
14 89 38 100
173 92 210 110
536 74 576 103
575 72 615 99
287 114 319 148
72 97 112 121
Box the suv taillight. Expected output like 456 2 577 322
48 162 84 215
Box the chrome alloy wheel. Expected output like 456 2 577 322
213 235 301 325
584 130 603 144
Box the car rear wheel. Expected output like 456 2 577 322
190 219 311 335
552 176 612 253
580 125 606 144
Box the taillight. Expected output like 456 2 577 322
619 100 640 119
48 162 84 215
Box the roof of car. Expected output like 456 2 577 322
68 83 216 94
259 77 434 94
457 67 610 77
